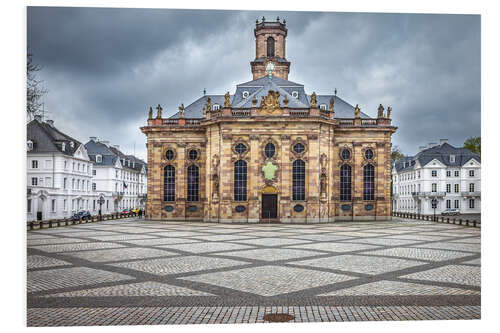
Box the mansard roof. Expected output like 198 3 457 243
27 119 82 156
394 142 481 172
169 76 371 119
84 140 147 171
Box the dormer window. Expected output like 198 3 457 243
242 91 249 99
319 104 327 111
70 141 74 149
61 142 66 151
27 140 33 151
212 104 220 111
450 155 455 163
292 91 299 99
96 154 102 163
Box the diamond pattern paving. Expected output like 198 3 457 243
364 247 472 261
182 266 355 296
402 265 481 286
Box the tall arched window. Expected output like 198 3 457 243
187 165 199 202
234 160 247 201
363 164 375 200
340 164 352 201
267 36 275 57
292 159 306 201
163 165 175 202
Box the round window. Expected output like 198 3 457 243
365 149 374 160
292 91 299 98
242 91 249 99
293 143 305 154
188 149 198 160
265 143 275 158
165 149 175 160
235 143 247 154
341 149 350 160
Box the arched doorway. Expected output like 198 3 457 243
261 185 278 221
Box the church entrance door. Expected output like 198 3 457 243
261 194 277 221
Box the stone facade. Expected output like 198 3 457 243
140 18 397 223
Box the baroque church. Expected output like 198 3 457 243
141 17 397 222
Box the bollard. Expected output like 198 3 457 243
466 219 470 226
29 221 34 230
473 220 477 227
458 219 462 225
56 220 60 227
446 218 449 224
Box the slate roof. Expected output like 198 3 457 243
84 140 147 171
27 119 82 156
169 76 370 119
394 142 480 172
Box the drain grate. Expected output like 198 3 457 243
263 313 295 323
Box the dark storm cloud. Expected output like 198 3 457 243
27 7 480 159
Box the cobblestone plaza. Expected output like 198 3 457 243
27 218 480 326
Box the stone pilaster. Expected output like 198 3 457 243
248 135 260 222
176 143 186 220
219 134 233 221
306 133 320 223
280 134 291 222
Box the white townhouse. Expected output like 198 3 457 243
392 139 481 216
27 117 95 221
84 138 147 213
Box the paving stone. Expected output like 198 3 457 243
294 254 424 274
65 247 178 263
43 281 214 297
123 238 201 246
411 242 480 253
320 280 480 296
157 242 255 253
235 237 313 247
402 265 481 286
288 242 380 253
111 255 247 275
29 242 126 253
27 237 90 246
183 266 355 296
27 255 72 269
364 247 472 262
219 248 322 261
28 267 134 292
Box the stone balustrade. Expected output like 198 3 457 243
27 212 143 231
392 211 479 228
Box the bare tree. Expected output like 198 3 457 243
27 51 48 120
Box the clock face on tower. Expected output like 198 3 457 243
266 62 275 78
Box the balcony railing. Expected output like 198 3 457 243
412 191 446 197
461 191 481 197
232 110 251 117
289 110 310 117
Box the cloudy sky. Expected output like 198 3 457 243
27 7 480 160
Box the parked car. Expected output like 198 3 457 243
131 208 139 214
441 209 460 216
71 210 91 221
121 209 131 214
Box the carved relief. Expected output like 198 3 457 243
211 153 220 201
259 90 282 115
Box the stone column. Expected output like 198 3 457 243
176 142 187 220
148 141 163 220
219 134 233 222
248 135 260 222
204 128 212 222
306 133 320 223
319 125 330 222
280 134 291 222
352 142 363 220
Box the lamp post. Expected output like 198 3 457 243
98 197 105 221
431 198 437 222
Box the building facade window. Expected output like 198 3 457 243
469 183 475 192
363 164 375 201
163 165 175 202
234 160 247 201
32 160 38 169
292 159 306 201
454 184 459 193
265 143 275 158
469 170 475 177
341 149 350 160
267 36 275 57
446 170 451 177
454 200 459 209
235 143 247 155
188 150 198 161
446 184 451 193
31 177 38 186
432 183 437 192
92 183 96 191
187 165 199 202
27 199 31 213
293 143 305 154
469 199 475 209
51 199 56 212
446 200 451 209
340 164 352 201
364 149 374 160
455 170 459 177
431 170 437 177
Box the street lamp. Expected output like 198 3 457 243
98 197 105 221
431 198 438 222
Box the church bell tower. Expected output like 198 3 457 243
250 17 291 80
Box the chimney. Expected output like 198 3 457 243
34 115 42 122
89 136 97 142
419 145 426 152
45 119 54 126
101 140 110 146
428 142 438 148
440 138 448 145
